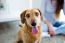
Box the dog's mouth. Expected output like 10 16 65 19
32 26 38 35
31 20 39 35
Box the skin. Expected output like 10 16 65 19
44 20 56 36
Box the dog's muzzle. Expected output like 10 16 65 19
31 21 36 26
31 20 38 35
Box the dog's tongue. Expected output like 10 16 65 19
32 27 38 34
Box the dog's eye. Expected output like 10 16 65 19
35 12 39 16
26 14 30 18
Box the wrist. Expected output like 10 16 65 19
44 20 53 27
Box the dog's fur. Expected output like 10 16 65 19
16 8 43 43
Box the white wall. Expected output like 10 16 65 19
32 0 45 13
32 0 42 8
0 0 45 22
0 0 29 22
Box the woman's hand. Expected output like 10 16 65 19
48 25 56 36
44 19 56 36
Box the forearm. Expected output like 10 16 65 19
45 20 56 33
44 20 53 28
44 19 56 35
42 16 55 31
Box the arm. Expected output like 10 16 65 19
41 0 56 36
44 19 56 36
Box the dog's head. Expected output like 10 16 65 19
20 8 43 27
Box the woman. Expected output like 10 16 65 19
41 0 65 36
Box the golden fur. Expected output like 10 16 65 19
16 8 43 43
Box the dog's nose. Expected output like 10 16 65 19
31 22 36 26
31 19 36 26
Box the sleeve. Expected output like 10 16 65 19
63 0 65 15
55 24 65 34
40 0 47 21
40 0 47 15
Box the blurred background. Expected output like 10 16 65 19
0 0 65 43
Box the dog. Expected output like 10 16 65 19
16 8 43 43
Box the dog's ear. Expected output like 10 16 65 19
37 9 43 21
37 9 41 15
20 10 27 24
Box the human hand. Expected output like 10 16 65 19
48 26 56 36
